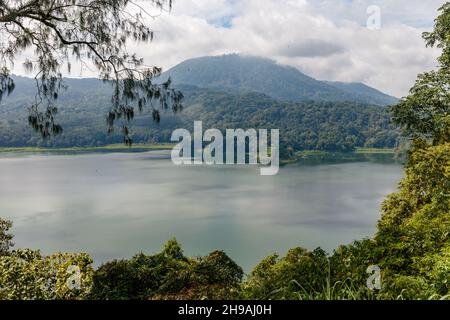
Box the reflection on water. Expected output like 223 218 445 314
0 151 403 271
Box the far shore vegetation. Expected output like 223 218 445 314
0 145 393 154
0 143 176 154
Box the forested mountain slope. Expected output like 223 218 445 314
0 77 399 154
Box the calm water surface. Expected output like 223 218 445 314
0 151 403 271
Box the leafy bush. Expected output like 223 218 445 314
241 247 331 299
0 249 93 299
90 239 243 300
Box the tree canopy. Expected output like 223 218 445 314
391 2 450 145
373 3 450 298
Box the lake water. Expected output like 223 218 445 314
0 151 403 272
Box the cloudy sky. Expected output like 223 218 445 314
13 0 447 97
129 0 445 98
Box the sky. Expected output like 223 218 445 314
11 0 448 97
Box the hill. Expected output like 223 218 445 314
0 77 399 155
160 54 398 106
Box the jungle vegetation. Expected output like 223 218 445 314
0 2 449 300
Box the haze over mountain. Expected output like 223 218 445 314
160 55 398 106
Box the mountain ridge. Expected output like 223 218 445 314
161 54 398 106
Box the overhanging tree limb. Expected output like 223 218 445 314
0 0 182 144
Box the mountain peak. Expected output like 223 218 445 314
162 54 397 106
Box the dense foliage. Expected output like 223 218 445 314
0 238 243 300
0 249 93 299
0 218 13 256
241 247 331 299
90 239 243 300
0 79 399 155
0 1 448 302
183 88 398 154
376 142 450 299
374 2 450 299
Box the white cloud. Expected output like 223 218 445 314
9 0 446 97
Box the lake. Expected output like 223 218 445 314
0 151 403 272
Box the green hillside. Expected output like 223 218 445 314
160 54 398 106
0 77 399 156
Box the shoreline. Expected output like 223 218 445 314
0 145 395 154
0 143 176 154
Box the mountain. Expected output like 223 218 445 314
161 54 398 106
0 57 400 153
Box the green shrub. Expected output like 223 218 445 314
0 249 93 299
89 239 243 300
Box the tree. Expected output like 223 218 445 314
0 0 183 144
0 217 13 256
375 3 450 299
375 142 450 299
241 247 330 300
391 2 450 145
90 239 243 300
